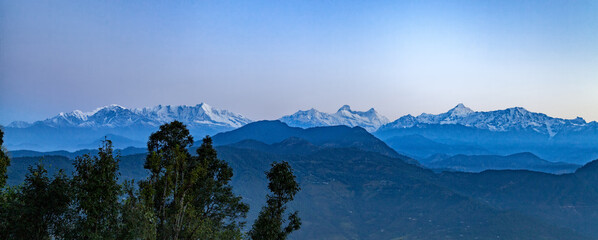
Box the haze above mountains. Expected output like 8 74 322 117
4 103 598 164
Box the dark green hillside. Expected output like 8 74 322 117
575 159 598 183
9 142 585 239
9 146 147 159
428 152 580 174
438 164 598 238
384 134 491 159
226 138 323 155
211 120 400 158
215 141 586 239
7 154 147 186
6 155 73 186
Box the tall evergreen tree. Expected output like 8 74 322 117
249 161 301 240
139 121 248 240
71 139 122 239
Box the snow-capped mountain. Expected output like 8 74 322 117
9 103 252 129
279 105 390 132
379 103 590 137
3 103 253 151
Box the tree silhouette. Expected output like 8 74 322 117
249 161 301 240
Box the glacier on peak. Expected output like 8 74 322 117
9 103 252 129
447 103 474 117
279 105 390 132
338 105 352 112
378 104 591 137
7 103 595 139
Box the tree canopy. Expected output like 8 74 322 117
0 129 10 188
139 121 249 240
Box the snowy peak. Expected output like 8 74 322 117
11 103 252 129
47 104 131 127
280 105 389 132
379 104 591 137
337 105 352 112
89 104 127 115
447 103 474 117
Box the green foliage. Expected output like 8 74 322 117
249 161 301 240
70 139 122 239
139 121 248 240
0 185 20 239
0 129 10 188
3 163 72 239
0 128 12 237
119 180 157 240
188 136 249 239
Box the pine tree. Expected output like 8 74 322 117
249 161 301 240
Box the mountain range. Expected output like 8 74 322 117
375 105 598 164
3 103 251 151
7 103 595 135
279 105 390 132
8 103 251 129
3 103 598 164
378 103 593 137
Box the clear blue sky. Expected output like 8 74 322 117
1 0 597 124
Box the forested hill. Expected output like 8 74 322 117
5 121 598 239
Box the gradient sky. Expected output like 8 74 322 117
1 0 597 125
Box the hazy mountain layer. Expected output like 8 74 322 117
425 152 580 174
375 105 598 164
